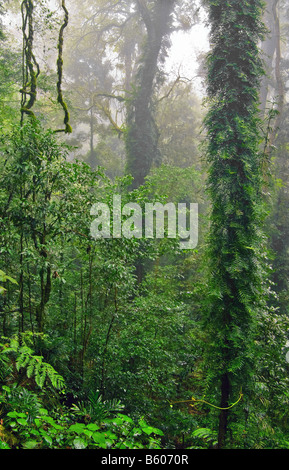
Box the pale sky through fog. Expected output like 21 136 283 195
166 22 210 96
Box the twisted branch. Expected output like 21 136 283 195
55 0 72 134
20 0 40 123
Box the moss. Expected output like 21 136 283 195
55 0 72 134
20 0 39 122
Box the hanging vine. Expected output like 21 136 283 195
55 0 72 134
20 0 40 124
20 0 72 134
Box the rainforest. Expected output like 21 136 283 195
0 0 289 452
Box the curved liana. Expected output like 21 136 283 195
20 0 40 123
55 0 72 134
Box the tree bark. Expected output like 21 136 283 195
259 0 277 114
125 0 176 189
217 372 230 448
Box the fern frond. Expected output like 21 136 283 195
1 338 65 391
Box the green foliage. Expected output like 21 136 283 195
0 270 17 296
0 118 203 448
1 0 289 452
0 335 165 449
1 409 164 450
190 427 218 449
200 0 288 449
0 30 21 129
71 391 124 423
1 337 65 391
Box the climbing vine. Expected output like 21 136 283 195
20 0 40 123
55 0 72 134
20 0 72 133
203 0 267 448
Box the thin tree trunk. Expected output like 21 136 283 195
217 373 230 448
260 0 277 114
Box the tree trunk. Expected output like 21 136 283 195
259 0 277 114
217 373 230 448
204 0 266 448
35 264 51 333
125 0 176 189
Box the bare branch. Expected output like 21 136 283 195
95 102 125 136
156 73 192 103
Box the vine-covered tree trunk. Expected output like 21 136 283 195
204 0 266 448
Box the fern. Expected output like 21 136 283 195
191 427 218 448
15 350 30 371
1 338 65 391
